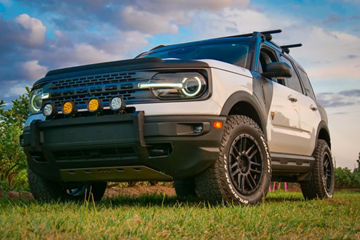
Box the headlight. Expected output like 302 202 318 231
138 72 206 99
29 89 43 114
29 88 49 114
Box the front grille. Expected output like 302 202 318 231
43 71 154 113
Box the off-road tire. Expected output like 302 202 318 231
300 139 334 200
174 179 196 198
195 115 271 205
28 168 107 202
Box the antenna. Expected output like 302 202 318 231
281 44 303 54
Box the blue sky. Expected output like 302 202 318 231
0 0 359 168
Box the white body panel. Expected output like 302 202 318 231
267 82 321 155
296 93 321 155
129 59 253 116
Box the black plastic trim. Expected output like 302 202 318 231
271 152 314 177
315 120 331 148
22 113 226 181
220 91 267 134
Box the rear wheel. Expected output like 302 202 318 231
28 168 107 202
301 139 334 199
195 115 271 205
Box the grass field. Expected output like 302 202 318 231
0 191 359 239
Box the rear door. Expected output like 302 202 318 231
294 64 321 155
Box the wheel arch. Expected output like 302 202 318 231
220 91 267 137
316 121 331 148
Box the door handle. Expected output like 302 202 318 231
288 95 297 102
310 104 318 111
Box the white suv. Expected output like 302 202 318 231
22 30 334 204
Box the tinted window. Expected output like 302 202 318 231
297 67 316 99
144 42 250 68
280 56 303 93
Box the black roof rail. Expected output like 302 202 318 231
150 45 166 51
281 44 303 54
224 29 282 40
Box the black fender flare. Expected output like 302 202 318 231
220 91 267 136
315 120 331 148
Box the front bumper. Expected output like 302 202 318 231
21 112 225 182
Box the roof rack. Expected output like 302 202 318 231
224 29 282 41
281 44 303 54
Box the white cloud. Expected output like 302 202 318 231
189 8 296 40
22 60 48 81
281 27 360 81
120 6 178 34
317 89 360 108
3 83 28 98
73 43 116 64
117 0 250 34
15 14 46 46
47 31 149 67
99 31 149 57
134 0 250 12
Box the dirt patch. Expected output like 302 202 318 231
287 183 301 192
0 191 34 200
104 185 176 198
0 185 176 201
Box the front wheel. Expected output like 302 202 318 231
28 168 107 202
195 115 272 205
174 179 196 198
301 139 334 199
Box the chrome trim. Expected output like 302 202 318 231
138 82 183 89
41 93 50 99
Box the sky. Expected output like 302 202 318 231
0 0 359 169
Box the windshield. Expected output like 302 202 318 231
142 41 251 68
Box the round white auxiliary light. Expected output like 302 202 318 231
43 104 54 117
110 97 123 111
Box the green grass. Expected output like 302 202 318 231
0 191 359 239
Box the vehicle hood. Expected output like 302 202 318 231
32 57 251 88
33 57 209 87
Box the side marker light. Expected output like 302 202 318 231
213 121 223 129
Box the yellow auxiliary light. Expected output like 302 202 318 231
88 98 101 112
62 102 74 115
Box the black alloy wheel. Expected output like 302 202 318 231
322 152 333 193
228 134 263 195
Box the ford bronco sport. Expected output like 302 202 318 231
21 30 334 204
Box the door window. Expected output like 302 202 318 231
297 67 316 100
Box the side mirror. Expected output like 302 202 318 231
262 62 292 78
